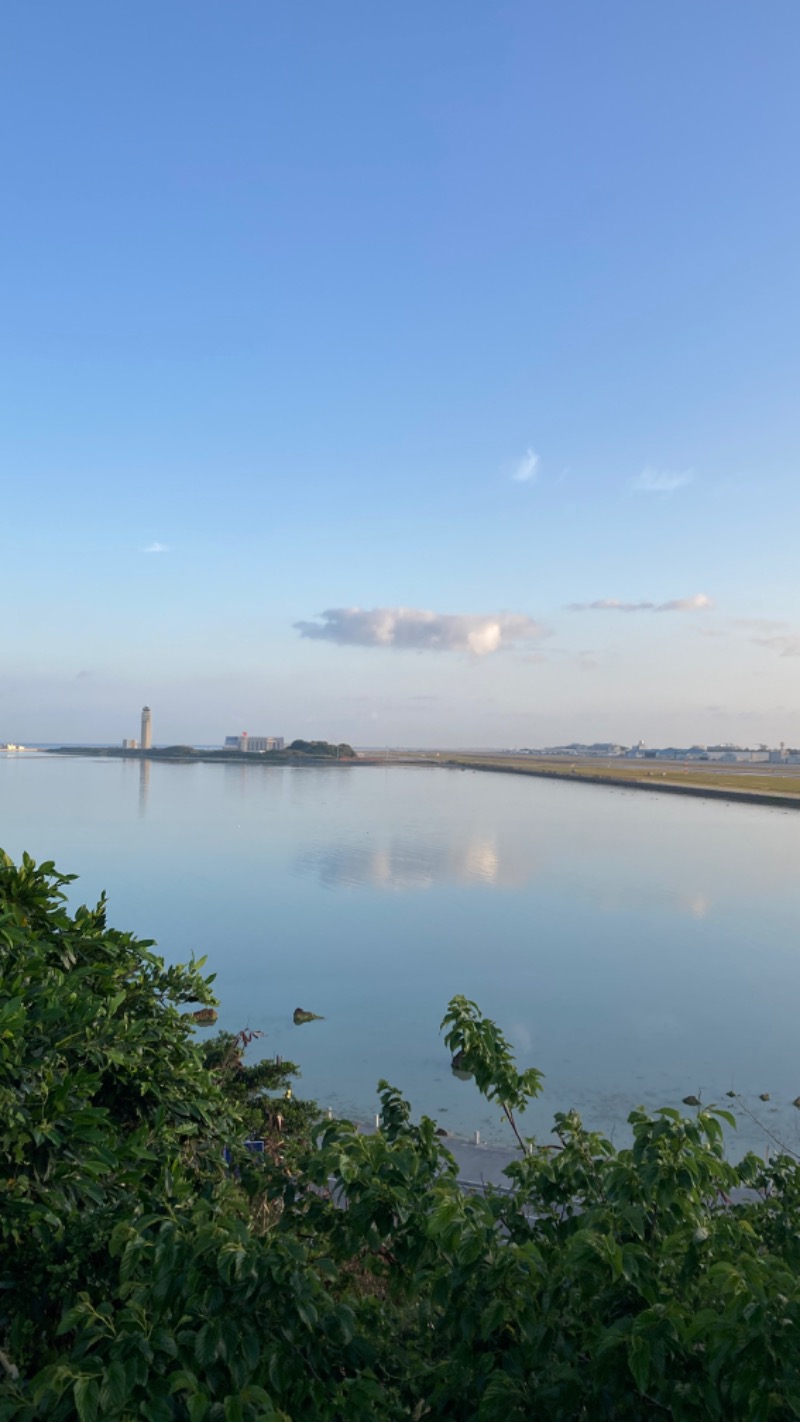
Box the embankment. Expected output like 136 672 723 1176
434 758 800 811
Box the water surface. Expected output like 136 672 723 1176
2 752 799 1154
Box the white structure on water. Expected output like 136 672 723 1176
224 733 285 753
140 706 152 750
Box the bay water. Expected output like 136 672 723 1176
2 752 799 1155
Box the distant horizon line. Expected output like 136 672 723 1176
6 738 798 755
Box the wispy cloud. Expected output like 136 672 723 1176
732 617 787 634
141 541 170 554
295 606 545 656
631 468 692 494
750 633 800 658
511 448 539 483
567 593 714 614
518 646 601 670
731 617 800 658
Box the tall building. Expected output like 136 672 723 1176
223 733 284 753
140 706 152 750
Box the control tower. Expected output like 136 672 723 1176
140 706 152 750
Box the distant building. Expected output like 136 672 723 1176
122 739 138 750
543 742 626 757
625 741 647 758
224 732 285 753
704 749 769 763
140 706 152 750
624 744 776 764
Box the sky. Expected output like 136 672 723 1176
2 1 800 748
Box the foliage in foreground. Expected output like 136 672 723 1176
2 852 800 1420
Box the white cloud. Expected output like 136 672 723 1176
658 594 714 613
142 541 170 554
567 593 714 614
295 606 545 656
631 468 692 494
511 448 539 483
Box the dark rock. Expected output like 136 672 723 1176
189 1007 218 1026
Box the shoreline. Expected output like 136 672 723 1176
36 745 800 810
433 757 800 811
42 746 353 767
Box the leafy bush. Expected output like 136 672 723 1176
2 852 800 1420
199 1030 317 1168
287 741 355 759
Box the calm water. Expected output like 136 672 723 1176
2 752 800 1154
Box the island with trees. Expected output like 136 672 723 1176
45 739 356 765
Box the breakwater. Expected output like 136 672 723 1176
436 758 800 811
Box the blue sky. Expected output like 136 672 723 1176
2 1 800 746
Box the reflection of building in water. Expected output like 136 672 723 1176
224 733 285 753
138 757 150 817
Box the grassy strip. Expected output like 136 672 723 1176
430 755 800 807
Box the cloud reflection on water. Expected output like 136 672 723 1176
294 835 509 891
295 833 714 918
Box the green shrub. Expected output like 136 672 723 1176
2 852 800 1420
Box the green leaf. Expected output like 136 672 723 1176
296 1300 318 1330
711 1107 737 1129
152 1328 178 1358
195 1322 220 1368
73 1377 99 1422
628 1335 651 1394
99 1361 127 1412
169 1370 200 1396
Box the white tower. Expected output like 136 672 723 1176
141 706 152 750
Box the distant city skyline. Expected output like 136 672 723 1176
2 3 799 746
7 725 800 757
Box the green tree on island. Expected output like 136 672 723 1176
287 740 355 758
2 851 800 1419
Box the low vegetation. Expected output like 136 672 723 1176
287 740 355 758
3 851 800 1419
